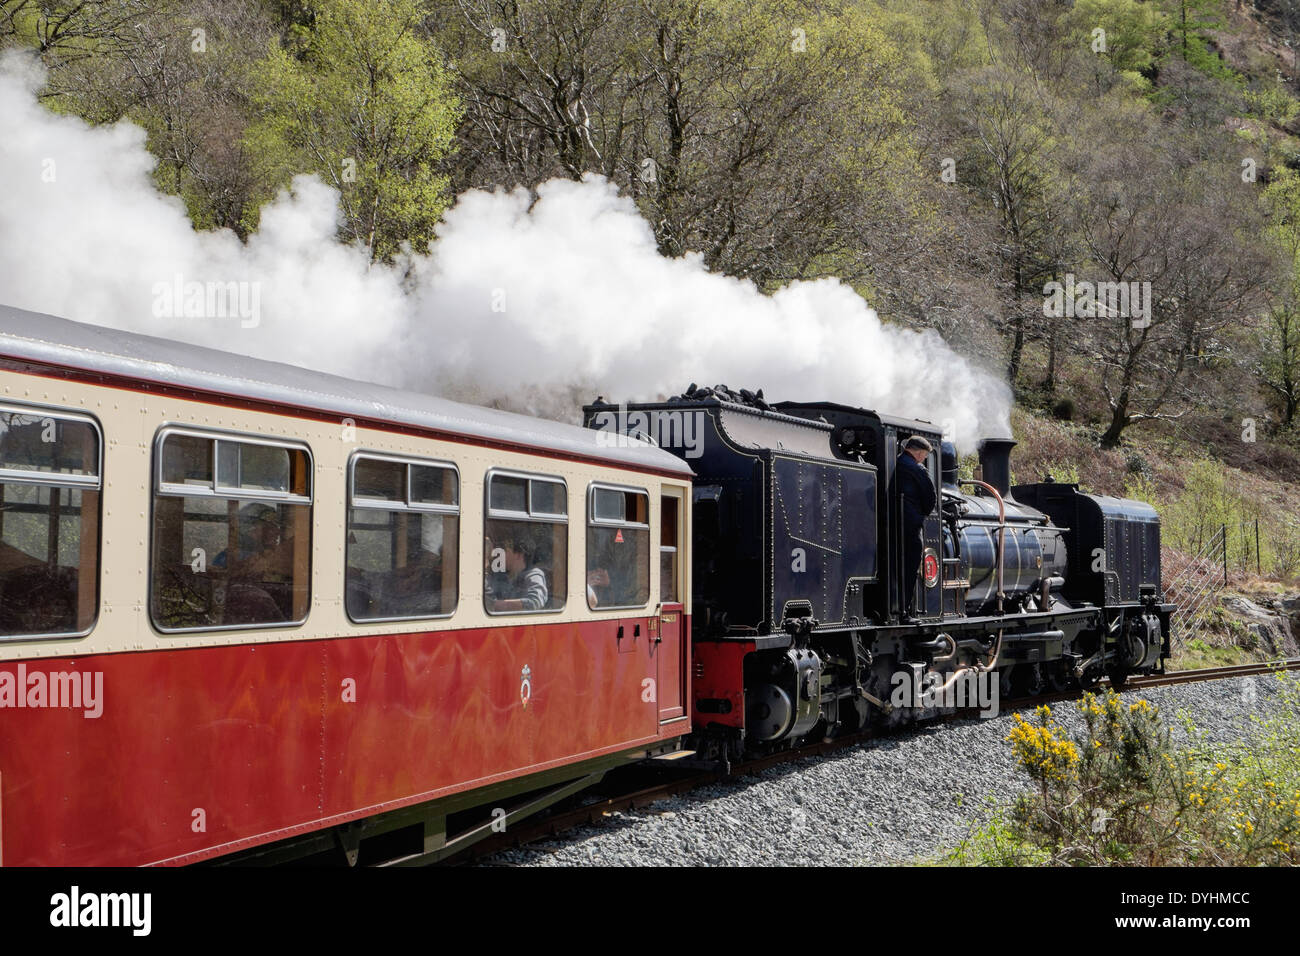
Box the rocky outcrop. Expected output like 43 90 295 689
1220 595 1300 658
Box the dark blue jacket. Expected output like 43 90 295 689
897 452 936 531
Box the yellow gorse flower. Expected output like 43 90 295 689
1008 712 1078 783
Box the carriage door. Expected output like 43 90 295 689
657 492 687 723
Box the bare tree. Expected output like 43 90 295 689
5 0 277 234
435 0 938 293
1066 104 1268 447
0 0 151 64
434 0 634 184
1261 302 1300 428
945 63 1067 389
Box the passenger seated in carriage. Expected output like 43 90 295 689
486 529 550 612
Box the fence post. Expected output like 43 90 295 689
1221 523 1228 586
1256 518 1261 576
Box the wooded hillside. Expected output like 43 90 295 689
4 0 1299 584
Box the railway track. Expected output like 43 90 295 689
1007 657 1300 712
454 657 1300 865
1129 658 1300 687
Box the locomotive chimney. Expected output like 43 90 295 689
977 437 1017 499
940 440 959 488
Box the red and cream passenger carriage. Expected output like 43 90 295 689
0 304 691 866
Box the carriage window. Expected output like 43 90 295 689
346 455 459 622
489 474 527 513
160 433 212 486
587 486 650 610
151 429 312 632
485 471 567 614
660 495 679 603
218 442 290 494
0 407 101 639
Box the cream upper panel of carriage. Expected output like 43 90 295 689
0 368 689 661
0 305 691 478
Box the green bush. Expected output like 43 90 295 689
1122 472 1159 507
946 808 1050 866
1038 460 1081 485
1158 460 1297 577
1051 398 1075 421
950 683 1300 865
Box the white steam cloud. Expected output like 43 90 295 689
0 53 1010 450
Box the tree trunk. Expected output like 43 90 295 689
1100 393 1130 448
1007 312 1025 387
1043 315 1057 393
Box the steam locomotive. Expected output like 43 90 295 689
585 385 1172 764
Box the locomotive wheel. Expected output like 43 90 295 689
1047 662 1072 693
1014 663 1047 698
998 665 1015 700
1108 667 1129 690
748 685 795 742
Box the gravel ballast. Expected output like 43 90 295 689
479 676 1293 866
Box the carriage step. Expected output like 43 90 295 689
652 749 696 761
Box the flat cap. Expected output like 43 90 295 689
904 436 934 452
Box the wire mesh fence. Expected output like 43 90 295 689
1162 524 1227 645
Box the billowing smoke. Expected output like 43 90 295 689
0 53 1011 450
0 53 409 377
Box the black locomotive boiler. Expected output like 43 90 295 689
585 386 1172 762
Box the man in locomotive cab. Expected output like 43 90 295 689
897 435 936 621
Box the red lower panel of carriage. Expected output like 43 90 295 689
0 609 689 866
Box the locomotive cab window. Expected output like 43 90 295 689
0 406 101 640
587 485 650 610
151 429 312 632
485 471 567 614
346 454 459 622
